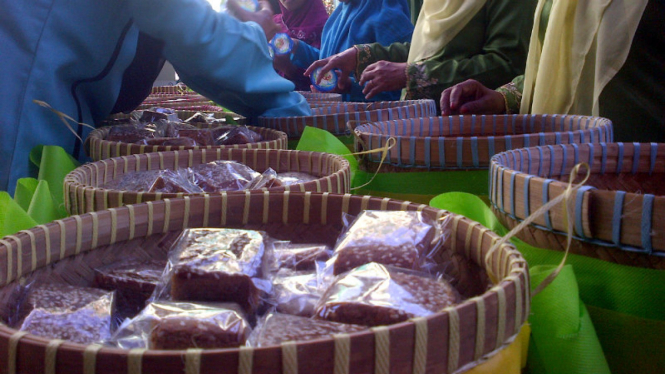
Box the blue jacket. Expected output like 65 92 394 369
0 0 311 193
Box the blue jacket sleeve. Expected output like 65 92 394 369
290 41 322 70
127 0 311 119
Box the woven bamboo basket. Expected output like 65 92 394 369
490 142 665 269
0 193 528 374
296 91 342 102
354 114 613 171
150 86 193 95
86 125 287 161
259 100 437 139
64 148 350 215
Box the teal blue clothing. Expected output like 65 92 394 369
291 0 414 102
0 0 311 194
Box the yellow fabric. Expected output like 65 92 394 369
521 0 648 115
407 0 487 63
463 324 530 374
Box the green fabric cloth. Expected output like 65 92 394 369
430 191 665 374
355 0 535 102
499 0 665 140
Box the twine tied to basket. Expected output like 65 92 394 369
33 100 95 142
341 136 397 191
485 162 591 296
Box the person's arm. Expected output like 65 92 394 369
354 42 410 78
290 39 322 70
127 0 310 119
404 0 534 100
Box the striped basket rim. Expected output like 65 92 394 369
0 193 528 374
64 148 351 215
86 126 288 161
296 91 342 102
354 114 614 170
489 142 665 264
258 100 438 138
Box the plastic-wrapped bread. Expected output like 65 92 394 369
212 126 262 145
272 242 331 271
111 301 251 350
315 263 459 327
169 229 270 313
189 161 261 192
17 283 115 344
106 123 163 143
147 170 203 194
332 210 442 275
249 312 366 347
134 137 199 147
94 259 167 317
271 269 322 317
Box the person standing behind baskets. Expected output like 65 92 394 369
439 0 664 143
305 0 535 106
288 0 414 102
272 0 329 90
0 0 311 195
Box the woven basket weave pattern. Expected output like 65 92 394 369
259 100 437 138
354 114 613 170
65 149 351 215
490 142 665 268
86 126 287 161
0 193 528 374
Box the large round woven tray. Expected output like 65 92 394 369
258 100 437 139
354 114 613 171
86 125 287 161
296 91 342 102
0 193 528 374
490 142 665 269
64 148 350 215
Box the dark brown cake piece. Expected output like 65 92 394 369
189 161 260 192
315 263 459 327
170 229 268 313
273 242 331 271
17 284 115 344
94 259 167 316
102 170 162 192
148 170 203 194
149 305 250 350
213 126 262 145
176 129 216 146
250 312 366 347
332 210 438 275
106 124 160 143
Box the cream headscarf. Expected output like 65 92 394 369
521 0 648 115
407 0 487 63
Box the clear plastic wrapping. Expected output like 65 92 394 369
163 228 272 314
248 312 366 347
272 242 332 271
270 269 322 317
330 210 446 275
189 161 261 192
137 108 179 123
16 283 115 344
110 301 251 350
106 123 163 143
276 172 319 186
213 126 262 145
315 263 460 327
94 259 167 318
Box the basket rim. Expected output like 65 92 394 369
489 142 665 257
64 148 351 199
0 193 528 374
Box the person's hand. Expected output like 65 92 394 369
227 0 280 41
304 47 357 92
358 61 407 100
440 79 506 115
